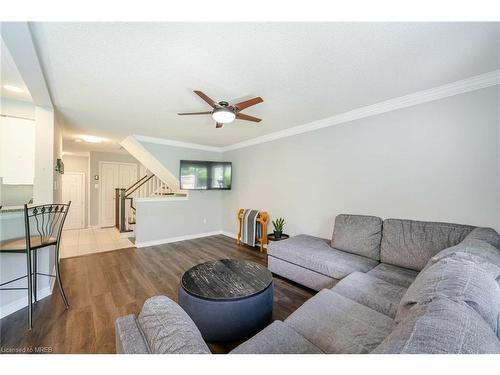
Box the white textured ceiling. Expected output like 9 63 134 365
30 22 500 149
1 37 33 104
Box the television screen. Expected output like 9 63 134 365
180 160 232 190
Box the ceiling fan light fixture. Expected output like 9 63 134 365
212 108 236 124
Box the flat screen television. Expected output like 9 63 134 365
180 160 232 190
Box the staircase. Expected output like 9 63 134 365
115 172 186 234
117 135 191 239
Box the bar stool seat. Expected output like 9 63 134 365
0 236 57 252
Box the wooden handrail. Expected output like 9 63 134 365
125 174 154 198
125 174 149 195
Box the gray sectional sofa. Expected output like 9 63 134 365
115 214 500 354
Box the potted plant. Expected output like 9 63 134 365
272 217 285 239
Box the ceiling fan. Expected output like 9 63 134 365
178 90 263 128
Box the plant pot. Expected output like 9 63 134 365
273 231 282 239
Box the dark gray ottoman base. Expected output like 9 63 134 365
178 283 274 342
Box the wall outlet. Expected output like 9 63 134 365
203 218 207 225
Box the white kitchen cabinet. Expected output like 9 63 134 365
0 115 35 185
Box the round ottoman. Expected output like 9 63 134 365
178 259 273 342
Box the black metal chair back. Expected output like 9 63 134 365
24 202 71 249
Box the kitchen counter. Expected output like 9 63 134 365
0 205 25 213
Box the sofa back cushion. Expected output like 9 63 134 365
424 238 500 274
373 297 500 354
396 256 500 333
464 227 500 249
380 218 474 271
331 214 383 260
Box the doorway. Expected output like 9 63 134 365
62 172 86 230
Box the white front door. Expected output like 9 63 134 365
99 162 137 227
62 172 85 230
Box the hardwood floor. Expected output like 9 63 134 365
0 235 314 354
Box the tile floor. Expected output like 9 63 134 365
60 227 134 258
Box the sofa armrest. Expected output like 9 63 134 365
136 295 211 354
115 314 150 354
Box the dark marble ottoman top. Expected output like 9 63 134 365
181 259 273 301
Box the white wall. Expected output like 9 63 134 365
53 117 63 203
222 86 500 237
133 142 224 244
135 195 223 246
132 86 499 246
90 142 225 243
33 106 55 205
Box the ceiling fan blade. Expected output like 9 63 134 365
215 122 223 128
177 111 212 116
234 97 263 111
236 113 262 123
194 90 218 108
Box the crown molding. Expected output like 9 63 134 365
132 134 223 152
132 69 500 153
223 69 500 151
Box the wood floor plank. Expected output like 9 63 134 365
0 235 314 354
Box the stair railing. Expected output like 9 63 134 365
116 174 175 233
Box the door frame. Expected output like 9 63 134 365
62 171 86 230
98 161 138 228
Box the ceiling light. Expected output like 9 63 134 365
80 135 103 143
3 85 25 93
74 139 82 143
212 108 236 124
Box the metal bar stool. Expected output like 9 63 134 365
0 202 71 329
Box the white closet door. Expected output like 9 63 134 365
0 116 35 185
100 163 120 227
99 162 138 227
119 164 138 189
62 172 85 230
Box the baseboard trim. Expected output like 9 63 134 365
135 231 224 248
220 231 237 239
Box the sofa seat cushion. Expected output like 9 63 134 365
332 272 407 318
267 235 378 280
397 256 500 333
331 214 383 260
464 227 500 250
230 321 323 354
367 263 418 288
373 298 500 354
380 218 474 271
137 295 210 354
285 289 394 353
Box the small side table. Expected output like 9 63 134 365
267 233 290 242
